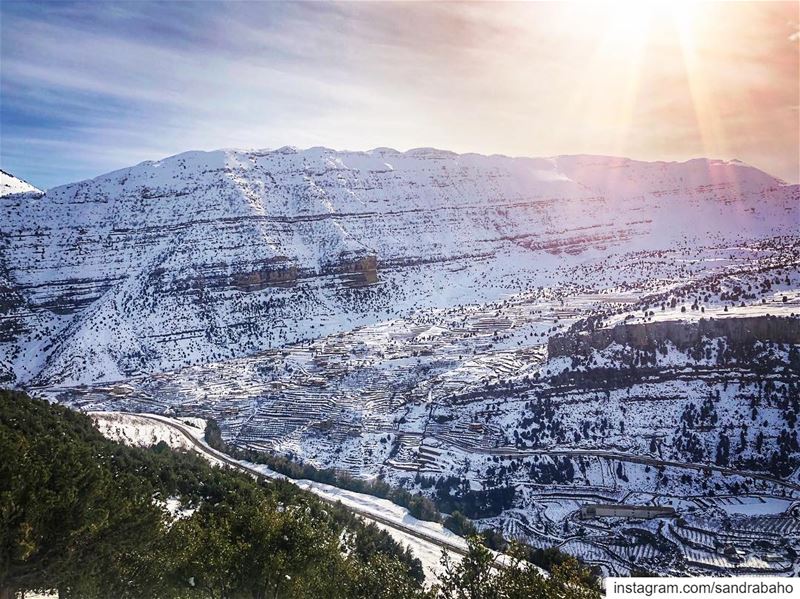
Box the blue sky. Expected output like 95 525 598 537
2 1 798 189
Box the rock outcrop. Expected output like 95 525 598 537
548 315 800 357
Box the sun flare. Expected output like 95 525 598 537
605 0 706 49
572 0 726 158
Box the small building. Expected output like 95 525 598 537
579 503 676 520
722 544 747 563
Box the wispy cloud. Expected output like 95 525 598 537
1 1 797 188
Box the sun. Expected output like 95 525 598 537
566 0 718 158
605 0 705 47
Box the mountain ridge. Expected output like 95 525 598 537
40 146 789 194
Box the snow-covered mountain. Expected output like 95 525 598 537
0 169 41 196
1 147 797 386
8 147 799 577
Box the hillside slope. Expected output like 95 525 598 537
0 170 41 197
2 148 797 386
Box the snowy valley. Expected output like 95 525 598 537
2 147 799 578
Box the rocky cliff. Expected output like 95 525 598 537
548 315 800 357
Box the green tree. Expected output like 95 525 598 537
437 537 601 599
0 390 165 597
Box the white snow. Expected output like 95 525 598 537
713 496 793 516
0 169 41 196
91 412 197 450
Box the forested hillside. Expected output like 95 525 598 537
0 391 597 598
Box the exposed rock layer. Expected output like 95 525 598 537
548 315 800 357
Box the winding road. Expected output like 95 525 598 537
135 413 474 561
437 440 800 492
133 411 799 583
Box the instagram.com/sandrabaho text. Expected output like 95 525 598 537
607 576 799 599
